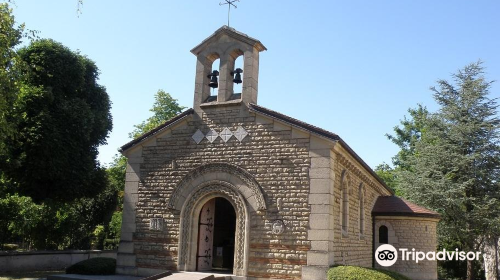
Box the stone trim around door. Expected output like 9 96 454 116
168 162 267 212
177 180 250 277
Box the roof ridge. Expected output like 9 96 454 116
248 103 393 195
372 196 441 218
120 108 194 152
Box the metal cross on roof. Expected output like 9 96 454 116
219 0 239 27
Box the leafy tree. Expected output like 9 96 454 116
25 181 117 250
129 89 185 139
396 62 500 280
4 39 112 202
386 104 430 171
377 105 430 196
0 194 41 250
106 154 127 209
0 3 23 177
108 89 184 193
105 89 185 243
374 163 400 196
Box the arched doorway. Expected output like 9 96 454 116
196 197 236 272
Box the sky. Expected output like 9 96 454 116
8 0 500 168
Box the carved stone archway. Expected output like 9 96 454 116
177 180 249 276
168 163 267 212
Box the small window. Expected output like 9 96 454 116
379 225 388 244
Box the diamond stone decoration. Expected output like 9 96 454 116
220 127 233 143
205 128 219 143
192 129 204 144
234 126 248 142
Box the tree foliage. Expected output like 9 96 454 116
394 62 500 280
386 104 429 171
0 3 117 250
129 89 185 139
105 89 185 247
374 163 400 196
0 3 23 161
4 39 113 202
108 89 185 198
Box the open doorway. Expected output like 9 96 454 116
196 197 236 273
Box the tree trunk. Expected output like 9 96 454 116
483 237 500 280
467 258 475 280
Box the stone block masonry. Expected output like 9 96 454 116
132 106 311 280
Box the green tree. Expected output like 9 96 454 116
374 163 400 195
396 62 500 280
129 89 185 139
108 89 184 188
386 104 430 171
0 3 23 174
4 39 112 202
105 89 185 244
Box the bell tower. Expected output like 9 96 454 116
191 26 266 115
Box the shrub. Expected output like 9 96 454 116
2 244 19 251
328 266 411 280
103 238 120 250
66 257 116 275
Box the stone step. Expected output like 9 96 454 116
158 272 232 280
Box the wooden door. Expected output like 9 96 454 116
197 199 215 271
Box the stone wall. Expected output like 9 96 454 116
118 104 399 279
374 217 439 280
122 106 312 279
331 146 392 267
0 250 116 273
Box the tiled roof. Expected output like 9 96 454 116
372 196 441 219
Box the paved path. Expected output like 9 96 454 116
43 271 234 280
159 272 233 280
47 275 141 280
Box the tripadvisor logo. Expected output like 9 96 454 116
375 244 482 267
375 244 398 267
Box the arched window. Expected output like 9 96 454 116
359 184 365 235
340 171 349 235
379 225 388 244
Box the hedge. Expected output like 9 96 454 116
66 257 116 275
328 265 412 280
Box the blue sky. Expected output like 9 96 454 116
9 0 500 168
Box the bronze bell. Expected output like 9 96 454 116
231 68 243 84
208 70 219 88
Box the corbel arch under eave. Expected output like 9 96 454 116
167 162 267 213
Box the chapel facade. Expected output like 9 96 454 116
116 26 441 280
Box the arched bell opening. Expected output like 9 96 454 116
231 55 244 97
207 56 220 101
196 197 236 273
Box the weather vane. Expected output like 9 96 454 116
219 0 239 27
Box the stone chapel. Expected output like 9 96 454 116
116 26 441 280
